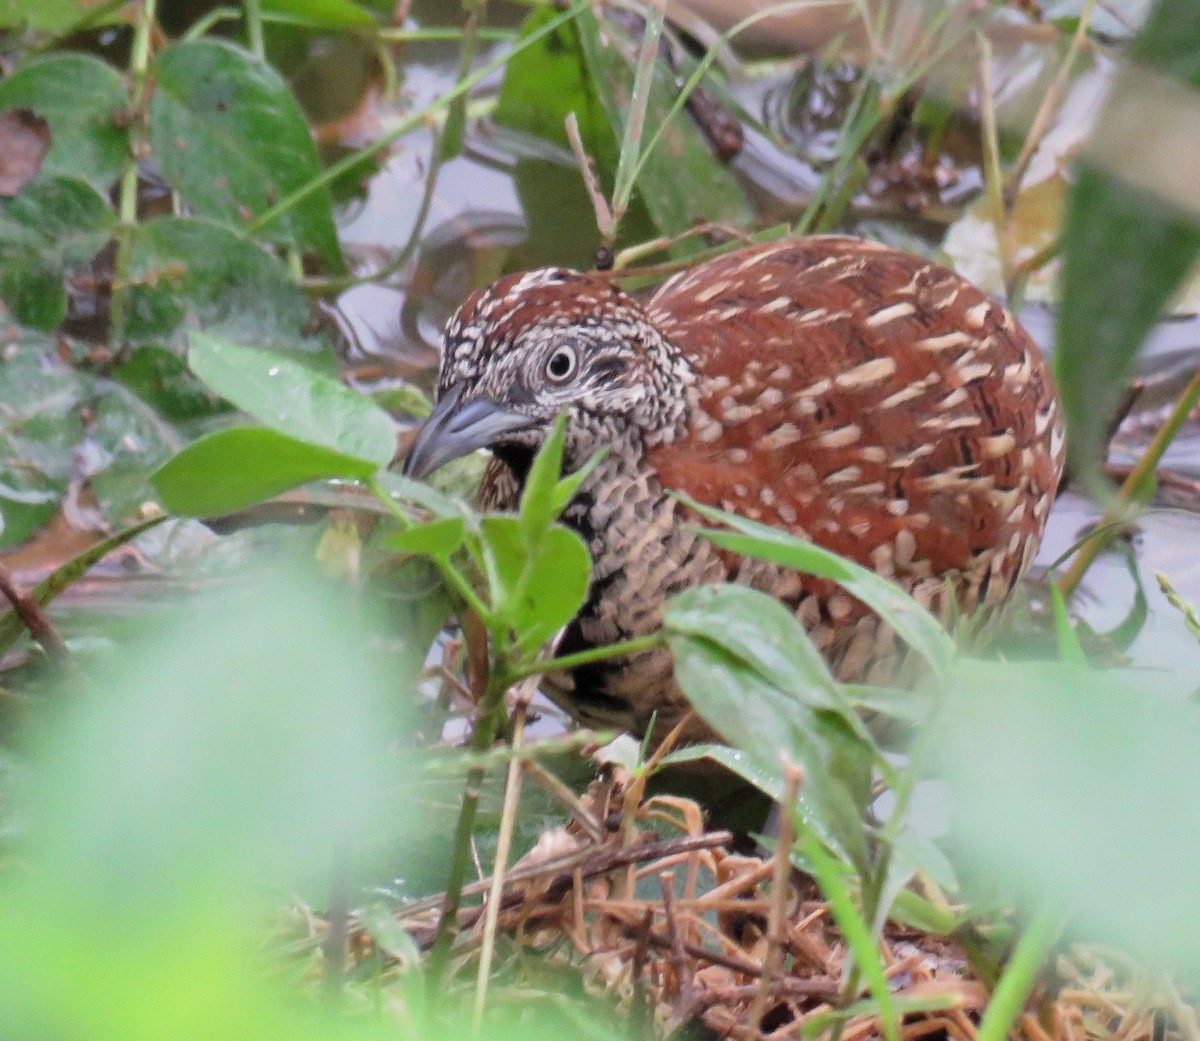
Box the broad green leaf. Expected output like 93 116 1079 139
935 658 1200 976
86 382 184 527
358 904 422 967
518 411 568 547
574 7 753 254
0 175 113 330
681 498 957 675
665 584 838 702
261 0 377 29
149 38 343 271
372 471 473 521
1056 0 1200 478
480 515 591 653
187 332 396 468
385 516 465 560
0 570 409 1040
667 632 872 871
125 217 313 350
112 345 234 426
495 6 617 175
0 0 95 30
0 337 89 546
152 426 379 517
0 53 127 192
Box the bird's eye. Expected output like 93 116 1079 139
545 345 578 383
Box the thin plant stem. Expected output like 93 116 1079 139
974 904 1061 1041
747 764 802 1033
425 662 514 991
1006 0 1099 208
243 0 264 59
472 691 531 1032
801 823 899 1041
977 33 1013 291
377 26 516 43
109 0 158 348
1059 364 1200 598
610 0 668 230
248 0 589 239
441 0 487 163
506 632 666 681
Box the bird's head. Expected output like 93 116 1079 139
403 267 688 482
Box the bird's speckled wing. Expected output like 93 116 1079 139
645 236 1065 609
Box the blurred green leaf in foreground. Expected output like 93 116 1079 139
0 569 413 1040
935 660 1200 978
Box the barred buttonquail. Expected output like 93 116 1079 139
404 236 1066 741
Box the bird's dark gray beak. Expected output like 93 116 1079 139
403 385 534 480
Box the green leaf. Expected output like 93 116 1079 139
187 331 397 468
666 630 873 870
1056 0 1200 478
665 584 838 702
85 382 184 526
0 0 97 30
518 410 568 547
261 0 377 29
372 471 473 522
0 53 128 193
125 217 314 350
0 175 114 330
152 426 379 517
551 446 608 516
0 517 167 657
0 336 89 546
935 658 1200 977
1049 583 1086 665
795 824 900 1041
0 570 409 1039
480 516 591 653
574 7 753 253
681 498 957 676
385 516 465 561
495 6 616 173
149 38 343 271
112 345 233 426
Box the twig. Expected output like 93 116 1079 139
108 0 159 347
565 112 614 243
403 830 733 932
629 908 655 1035
748 763 802 1036
659 870 695 1022
473 685 533 1031
0 564 70 666
524 758 604 841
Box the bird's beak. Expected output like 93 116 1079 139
403 385 534 480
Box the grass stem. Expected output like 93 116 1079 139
974 905 1060 1041
1059 363 1200 599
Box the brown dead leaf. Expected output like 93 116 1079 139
0 109 50 196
